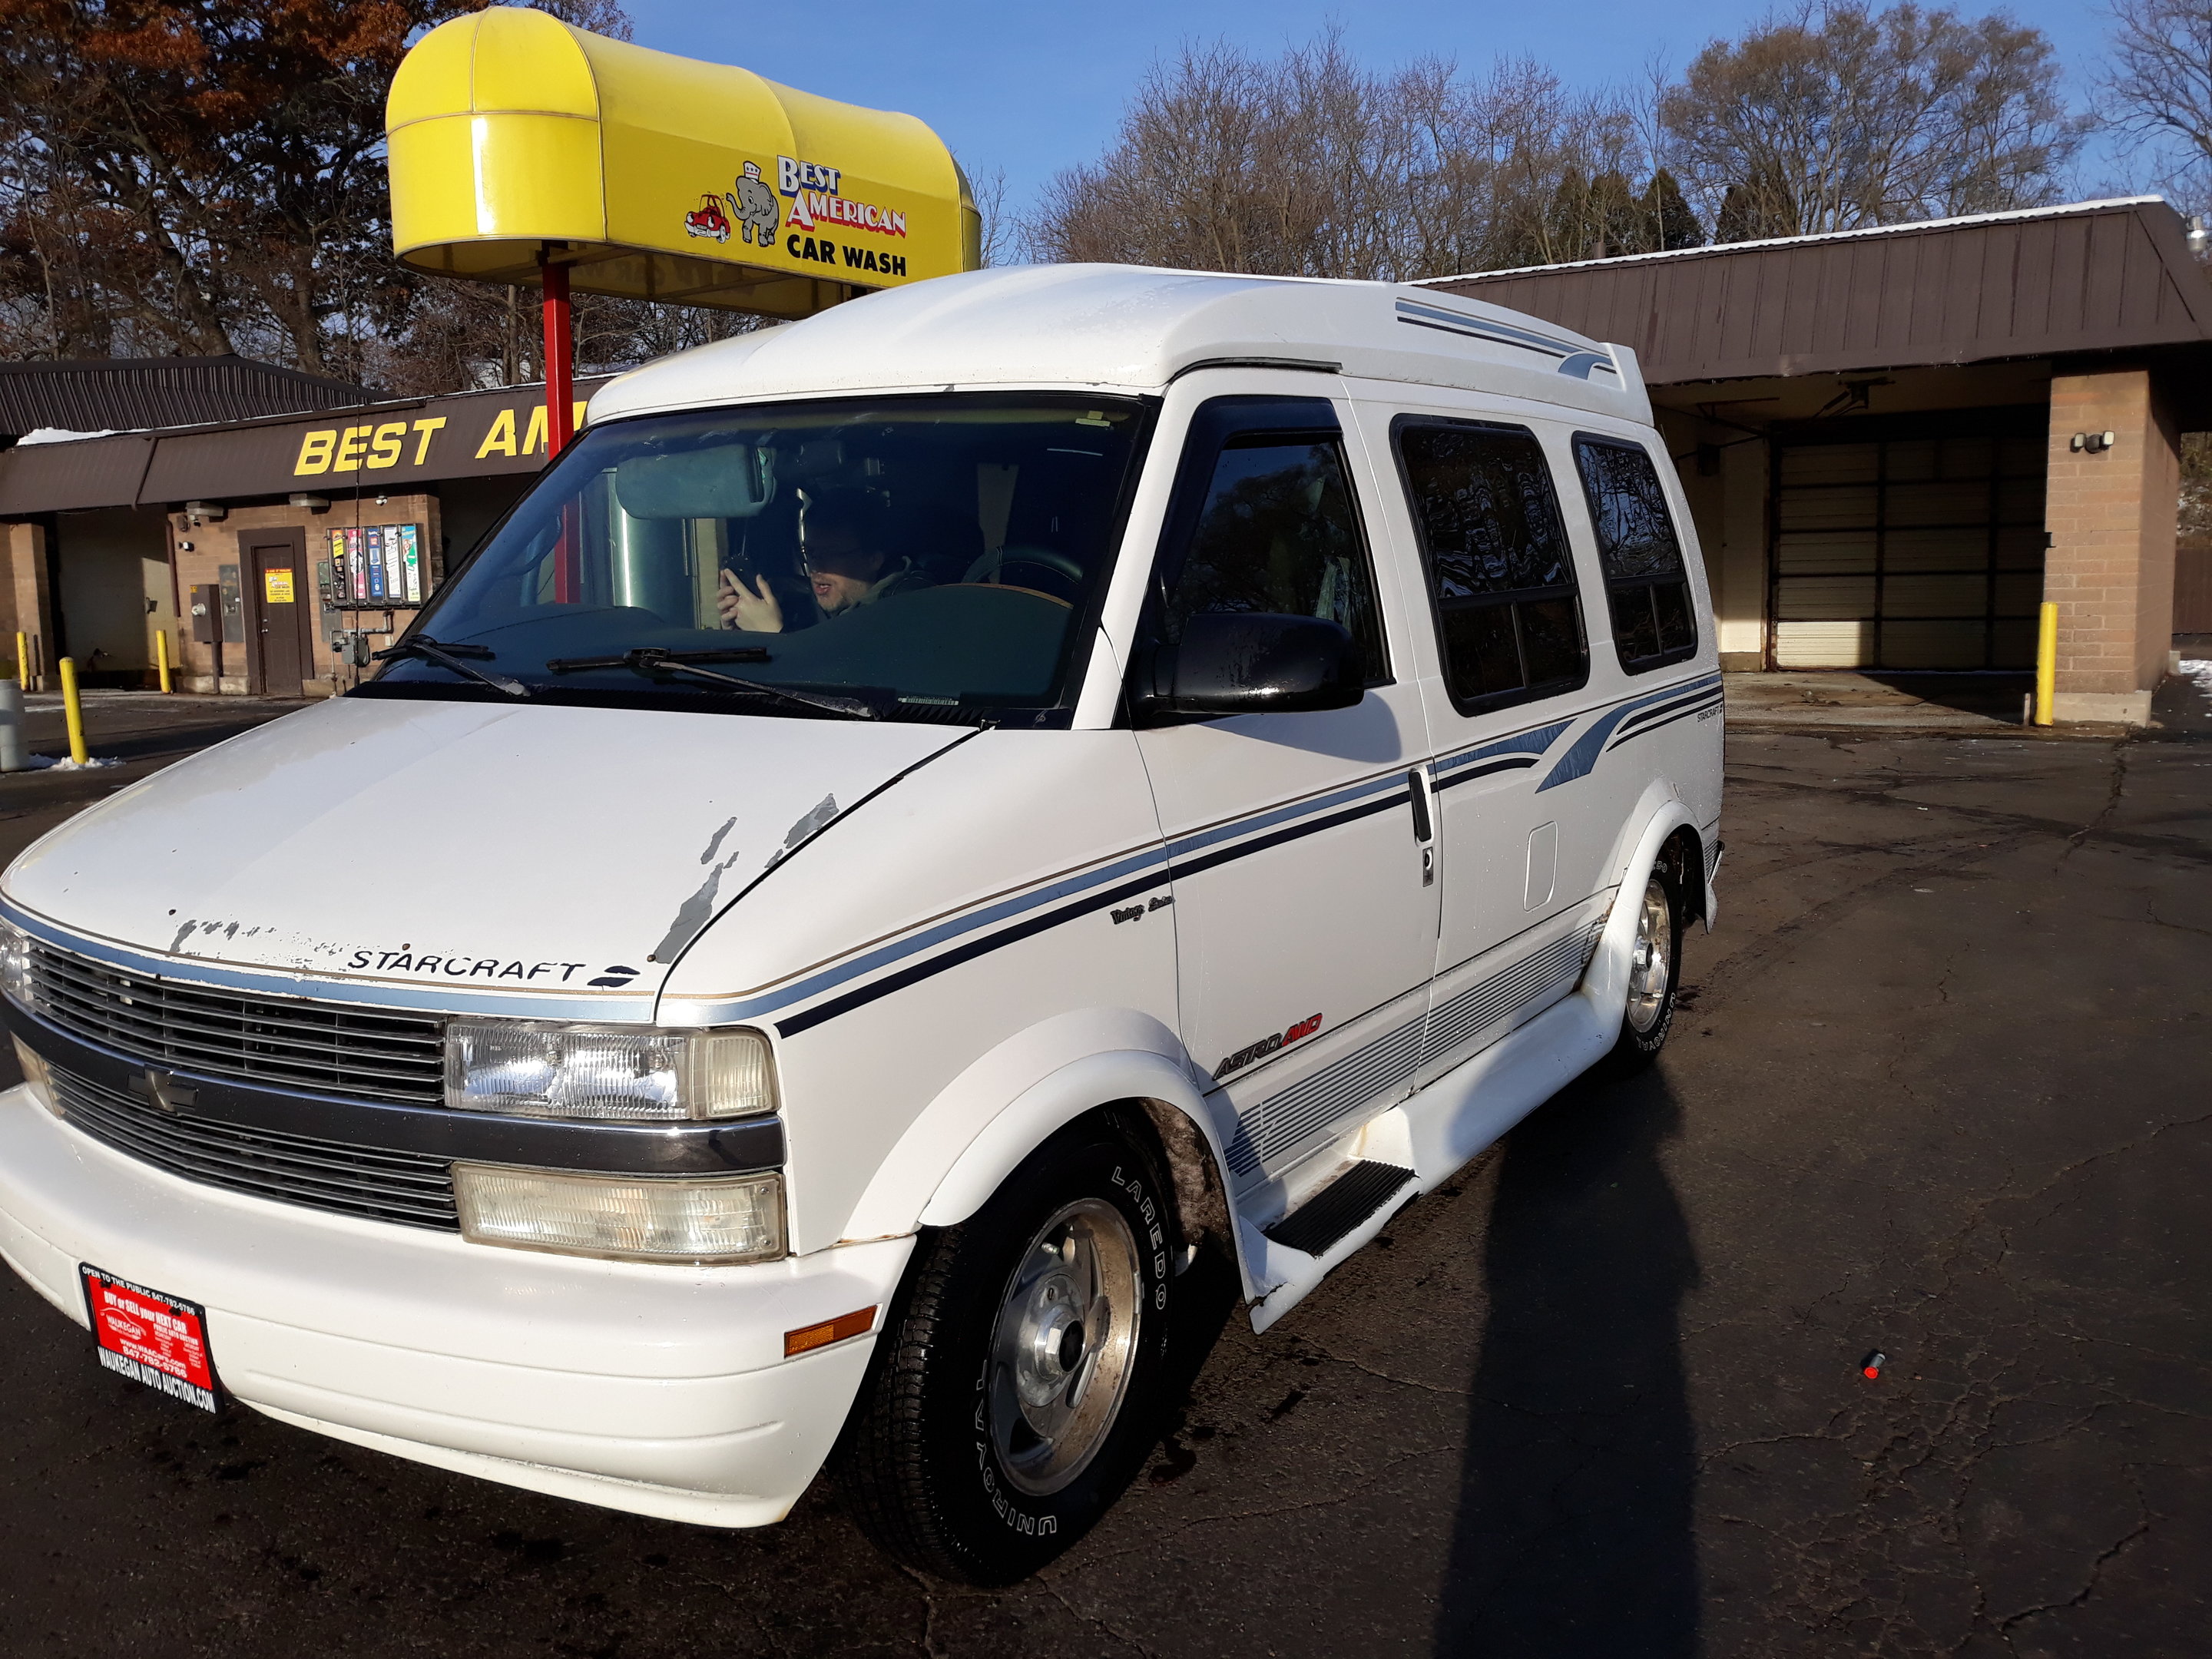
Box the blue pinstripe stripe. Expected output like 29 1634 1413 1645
1165 769 1406 862
710 842 1173 1023
1432 718 1573 778
699 769 1416 1025
1392 300 1618 376
1536 674 1721 793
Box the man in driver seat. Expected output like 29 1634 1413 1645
719 489 935 632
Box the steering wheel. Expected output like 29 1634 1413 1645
963 546 1084 588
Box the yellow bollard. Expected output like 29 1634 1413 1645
155 628 173 694
59 657 87 765
2033 601 2058 727
12 631 25 687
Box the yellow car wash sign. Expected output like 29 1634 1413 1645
386 7 979 319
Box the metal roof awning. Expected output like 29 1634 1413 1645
1426 197 2212 393
0 356 370 442
0 379 613 516
385 6 979 319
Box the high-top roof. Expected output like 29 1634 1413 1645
588 263 1652 425
0 355 372 442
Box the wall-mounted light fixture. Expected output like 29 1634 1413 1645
2070 431 2118 453
289 493 331 512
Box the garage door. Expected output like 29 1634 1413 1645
1771 421 2046 670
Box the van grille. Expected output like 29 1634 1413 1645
48 1062 459 1230
26 940 445 1107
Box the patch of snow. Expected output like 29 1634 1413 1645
2179 658 2212 696
12 754 123 770
14 427 122 445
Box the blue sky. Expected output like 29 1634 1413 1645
621 0 2146 223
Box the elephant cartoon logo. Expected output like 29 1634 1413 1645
724 160 780 247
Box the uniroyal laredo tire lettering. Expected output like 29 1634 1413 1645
964 1158 1165 1538
965 1396 1061 1537
1111 1165 1171 1303
843 1126 1174 1579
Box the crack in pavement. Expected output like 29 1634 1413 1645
896 1563 952 1659
2061 739 2134 861
1037 1579 1159 1657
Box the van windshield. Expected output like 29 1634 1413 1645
363 393 1151 724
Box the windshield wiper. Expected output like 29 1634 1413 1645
372 636 529 697
544 646 876 720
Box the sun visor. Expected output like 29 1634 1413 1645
386 6 979 319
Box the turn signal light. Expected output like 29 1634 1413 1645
784 1306 878 1357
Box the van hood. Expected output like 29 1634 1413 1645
0 696 965 1016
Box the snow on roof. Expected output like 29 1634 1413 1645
1414 196 2174 286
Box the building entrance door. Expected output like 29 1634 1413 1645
246 530 312 697
1770 412 2046 670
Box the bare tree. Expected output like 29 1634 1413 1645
1027 35 1689 281
962 162 1015 267
2102 0 2212 209
0 0 630 379
1661 2 2086 241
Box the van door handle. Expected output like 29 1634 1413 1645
1407 770 1435 886
1406 767 1432 843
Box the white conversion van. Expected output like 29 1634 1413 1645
0 265 1720 1583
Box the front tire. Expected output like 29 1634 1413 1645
833 1114 1175 1584
1601 863 1682 1075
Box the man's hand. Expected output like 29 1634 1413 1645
719 569 784 633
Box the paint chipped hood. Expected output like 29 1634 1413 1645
0 696 963 1017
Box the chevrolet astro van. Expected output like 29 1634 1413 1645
0 265 1720 1583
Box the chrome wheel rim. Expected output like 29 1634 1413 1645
986 1197 1141 1497
1624 876 1674 1034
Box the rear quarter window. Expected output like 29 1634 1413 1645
1573 435 1699 674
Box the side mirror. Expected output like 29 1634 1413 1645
1134 612 1363 724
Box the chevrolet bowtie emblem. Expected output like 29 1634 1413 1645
127 1068 195 1113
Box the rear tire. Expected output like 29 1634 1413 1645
833 1114 1176 1584
1600 862 1682 1076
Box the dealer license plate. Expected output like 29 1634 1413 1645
79 1265 221 1413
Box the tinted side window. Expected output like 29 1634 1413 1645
1393 419 1587 714
1156 435 1387 686
1574 435 1698 673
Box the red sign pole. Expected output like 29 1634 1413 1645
539 247 578 601
539 248 575 452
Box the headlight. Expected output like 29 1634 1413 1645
0 920 30 1006
445 1021 776 1121
453 1165 785 1263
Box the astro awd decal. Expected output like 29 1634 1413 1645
1214 1012 1323 1081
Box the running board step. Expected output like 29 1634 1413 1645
1263 1161 1416 1257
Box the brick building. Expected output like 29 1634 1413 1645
1429 195 2212 722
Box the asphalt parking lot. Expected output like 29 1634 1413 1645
0 690 2205 1657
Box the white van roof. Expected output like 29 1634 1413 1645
589 263 1651 426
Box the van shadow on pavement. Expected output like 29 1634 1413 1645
1434 1068 1700 1657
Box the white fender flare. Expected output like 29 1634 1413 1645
915 1050 1225 1227
836 1008 1234 1241
1582 797 1702 1048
